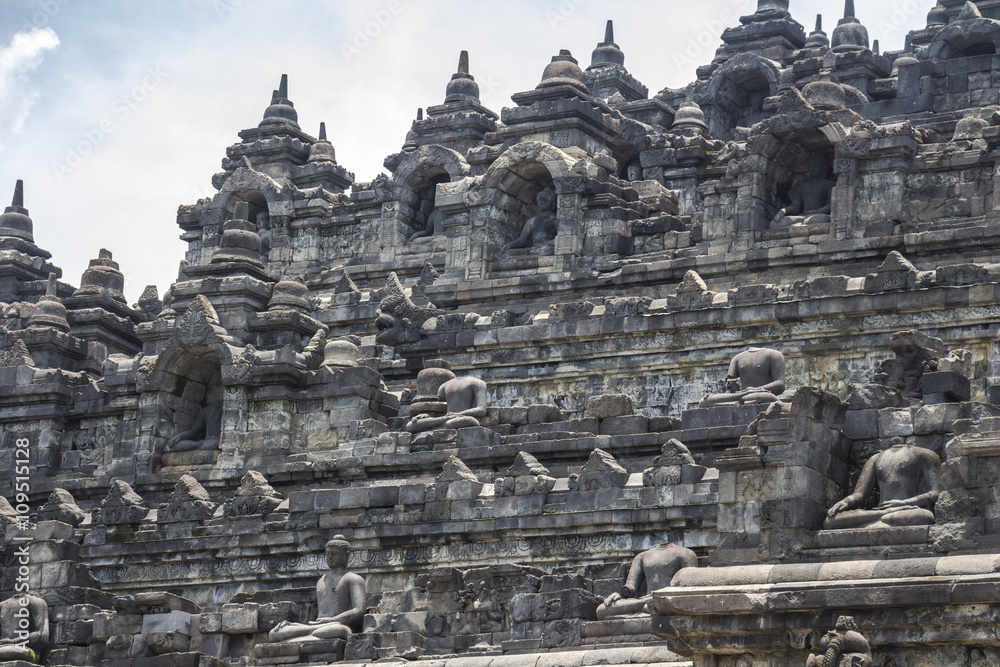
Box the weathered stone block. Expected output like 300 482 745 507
843 409 878 440
922 371 971 402
586 394 634 419
198 612 222 634
599 415 648 435
528 404 563 423
142 610 192 635
879 407 914 437
221 603 258 634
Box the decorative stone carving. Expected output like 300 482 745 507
495 451 556 497
374 272 442 347
670 270 717 310
700 347 786 407
596 543 698 620
268 536 366 642
94 479 147 525
643 438 705 486
223 470 283 516
873 330 953 400
135 284 163 319
37 488 87 526
568 448 628 491
825 441 942 530
805 616 872 667
0 339 33 367
172 294 229 347
864 251 921 294
158 474 218 523
438 455 479 483
303 328 328 369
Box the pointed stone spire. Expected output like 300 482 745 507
28 273 70 332
0 180 34 242
832 0 869 52
892 34 919 75
589 19 625 68
958 1 983 20
444 50 480 104
259 73 299 128
805 14 830 49
211 201 264 268
73 248 126 302
416 108 424 120
308 122 337 163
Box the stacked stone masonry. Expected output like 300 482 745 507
8 1 1000 665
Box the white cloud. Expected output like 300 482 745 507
0 27 59 149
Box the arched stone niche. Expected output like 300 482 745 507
464 142 579 277
225 189 271 255
703 55 780 141
214 167 288 262
141 344 224 466
930 20 1000 59
736 124 838 233
392 145 472 243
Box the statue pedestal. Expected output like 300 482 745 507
651 555 1000 667
253 638 346 664
161 449 220 469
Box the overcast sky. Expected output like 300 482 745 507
0 0 929 304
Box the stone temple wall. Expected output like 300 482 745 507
7 1 1000 665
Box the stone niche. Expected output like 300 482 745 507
226 189 271 257
702 54 780 141
389 144 471 251
483 160 556 258
138 343 224 471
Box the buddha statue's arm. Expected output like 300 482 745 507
325 575 366 629
828 456 878 517
456 382 488 419
881 452 942 510
620 554 646 598
782 186 804 216
752 354 786 395
504 219 534 251
167 410 207 446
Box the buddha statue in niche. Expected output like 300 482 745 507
771 153 835 227
408 183 446 243
503 187 558 255
824 440 942 530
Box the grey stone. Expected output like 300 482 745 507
586 394 634 419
